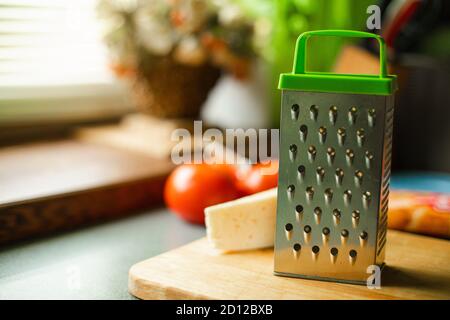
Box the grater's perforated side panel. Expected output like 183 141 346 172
274 90 393 283
375 95 395 265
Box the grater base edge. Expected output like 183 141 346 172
274 263 386 286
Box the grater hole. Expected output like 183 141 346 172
316 166 325 178
335 169 344 186
363 191 371 208
346 149 354 157
312 246 320 254
337 127 346 145
298 165 306 174
357 128 365 137
304 225 312 233
341 229 349 237
291 104 300 121
329 106 338 124
299 125 308 141
365 151 374 168
368 108 376 126
289 144 298 161
348 106 358 124
354 171 363 186
327 147 336 156
327 147 336 164
333 209 341 217
360 231 368 240
352 210 360 219
287 185 295 193
313 206 322 224
355 170 363 179
322 227 330 235
337 127 346 136
310 105 319 119
324 188 333 201
285 223 293 232
318 126 327 143
344 190 352 205
293 243 301 251
357 129 366 146
330 247 338 256
308 146 317 162
349 249 357 258
308 145 317 155
345 149 355 166
296 205 304 214
306 186 315 195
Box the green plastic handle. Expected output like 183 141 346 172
293 30 388 78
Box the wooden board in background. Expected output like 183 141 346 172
0 140 174 245
76 114 201 159
129 230 450 300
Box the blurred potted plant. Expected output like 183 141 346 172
98 0 266 119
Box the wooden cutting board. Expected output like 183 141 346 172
129 230 450 300
0 140 173 245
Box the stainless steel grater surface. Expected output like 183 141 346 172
274 30 397 284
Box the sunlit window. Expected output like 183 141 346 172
0 0 131 125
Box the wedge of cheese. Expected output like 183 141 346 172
205 188 277 252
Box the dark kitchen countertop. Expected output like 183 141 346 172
0 209 205 300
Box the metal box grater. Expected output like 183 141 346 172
274 30 398 284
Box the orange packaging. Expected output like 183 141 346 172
388 190 450 239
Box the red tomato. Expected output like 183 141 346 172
164 164 241 225
236 161 279 195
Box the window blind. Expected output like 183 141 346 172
0 0 132 125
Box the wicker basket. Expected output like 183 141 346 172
130 56 221 119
